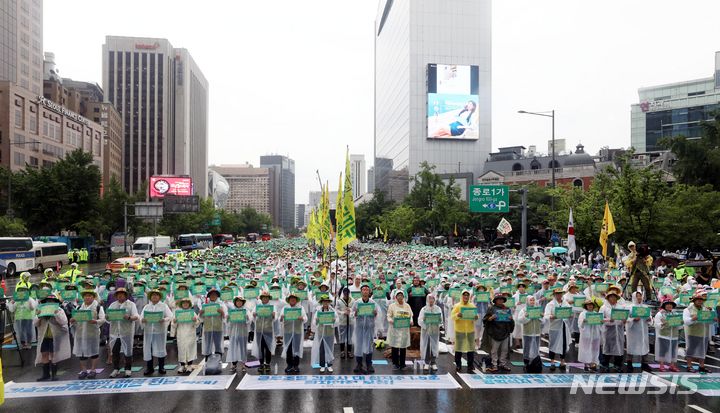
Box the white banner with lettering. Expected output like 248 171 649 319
5 375 236 399
237 374 461 390
458 373 660 389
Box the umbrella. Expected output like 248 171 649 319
550 247 568 254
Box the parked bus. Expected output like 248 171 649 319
0 237 35 277
177 233 213 251
31 241 69 273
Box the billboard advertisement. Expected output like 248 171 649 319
427 64 480 140
149 176 193 198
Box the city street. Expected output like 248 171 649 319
2 336 719 412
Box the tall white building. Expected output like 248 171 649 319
374 0 492 202
0 0 43 95
350 154 366 197
102 36 209 195
631 51 720 152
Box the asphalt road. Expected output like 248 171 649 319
2 338 719 413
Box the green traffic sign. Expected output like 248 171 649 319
469 185 509 213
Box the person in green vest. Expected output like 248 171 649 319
42 268 56 282
16 271 32 291
80 248 88 263
7 285 37 349
67 249 74 264
60 263 82 284
683 290 713 373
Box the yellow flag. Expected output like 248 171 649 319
337 148 357 253
454 223 458 237
375 227 379 238
335 172 344 256
383 228 388 243
320 183 332 248
599 201 616 257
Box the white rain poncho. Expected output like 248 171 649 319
73 300 106 357
336 297 355 345
34 307 71 365
252 303 277 356
200 299 227 356
599 302 625 356
351 297 377 356
418 304 443 362
281 303 307 359
516 304 543 361
386 301 412 348
564 292 584 335
8 297 37 344
226 305 253 363
653 309 681 363
140 301 173 360
626 304 651 356
373 291 389 337
683 304 709 359
511 291 527 340
311 305 338 366
543 298 572 355
171 307 200 364
577 310 602 364
473 299 489 348
107 299 138 357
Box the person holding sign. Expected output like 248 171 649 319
511 282 528 350
481 293 513 373
252 290 277 374
171 297 199 374
7 285 37 349
141 289 173 376
311 294 338 373
653 295 681 372
564 283 584 345
599 288 626 373
106 288 139 378
34 293 70 381
515 295 543 371
351 285 377 374
543 288 571 372
577 299 602 372
336 287 355 360
406 276 428 326
387 290 413 371
625 291 652 372
71 290 106 379
200 289 227 359
418 293 443 373
683 290 713 373
226 296 252 373
473 284 490 350
281 293 307 374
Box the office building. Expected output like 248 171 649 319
631 51 720 152
0 80 103 171
548 138 566 156
374 0 492 201
350 153 366 198
102 36 209 195
209 164 274 216
295 203 306 229
42 55 124 190
367 166 375 193
0 0 43 95
260 155 295 232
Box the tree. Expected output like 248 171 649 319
355 190 394 237
12 149 101 235
380 205 417 241
237 207 273 234
661 112 720 190
0 216 27 236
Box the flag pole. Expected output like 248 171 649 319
315 170 325 261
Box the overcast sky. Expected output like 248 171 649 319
45 0 720 203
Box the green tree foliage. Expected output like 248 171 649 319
661 112 720 190
12 149 101 235
355 190 394 237
380 205 417 241
0 216 27 236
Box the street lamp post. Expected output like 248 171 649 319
518 110 556 210
5 140 43 217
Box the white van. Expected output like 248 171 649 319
32 242 69 273
132 236 171 258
